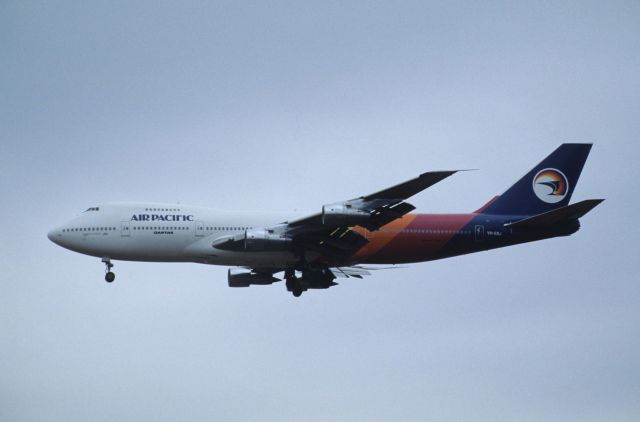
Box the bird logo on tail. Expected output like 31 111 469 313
532 168 569 204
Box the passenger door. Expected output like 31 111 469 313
474 225 484 242
121 221 131 237
195 221 204 237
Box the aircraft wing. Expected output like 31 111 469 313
284 170 458 258
288 171 457 228
213 170 459 258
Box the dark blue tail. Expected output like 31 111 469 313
481 143 592 216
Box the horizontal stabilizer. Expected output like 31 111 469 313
505 199 604 228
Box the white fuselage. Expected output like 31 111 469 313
47 202 308 268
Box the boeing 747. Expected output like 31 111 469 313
48 144 603 297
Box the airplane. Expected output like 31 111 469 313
48 143 603 297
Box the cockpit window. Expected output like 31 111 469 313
84 207 100 212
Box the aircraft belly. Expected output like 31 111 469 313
193 250 298 267
80 234 192 262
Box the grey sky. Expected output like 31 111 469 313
1 1 639 420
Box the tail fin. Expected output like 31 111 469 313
481 143 592 216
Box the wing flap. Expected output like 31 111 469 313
332 266 372 278
331 265 405 278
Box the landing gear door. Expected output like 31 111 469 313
121 221 131 237
195 221 204 237
474 225 484 242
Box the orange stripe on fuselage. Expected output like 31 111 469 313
350 213 478 264
349 214 417 262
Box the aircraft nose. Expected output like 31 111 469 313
47 228 59 244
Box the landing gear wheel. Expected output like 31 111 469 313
102 257 115 283
292 289 302 298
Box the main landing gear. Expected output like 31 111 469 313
285 269 303 297
102 257 115 283
284 267 338 297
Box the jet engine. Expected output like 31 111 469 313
243 228 291 251
228 268 280 288
321 202 370 226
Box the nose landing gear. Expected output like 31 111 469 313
102 257 115 283
105 271 115 283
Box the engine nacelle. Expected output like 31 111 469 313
244 228 291 251
321 202 370 226
228 268 280 288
